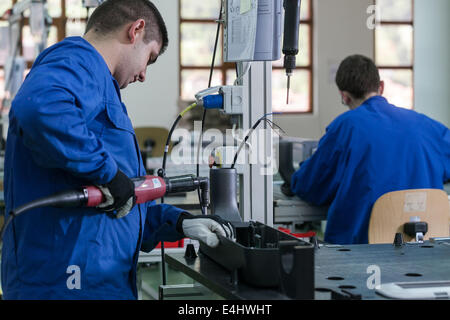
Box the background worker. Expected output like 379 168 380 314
1 0 232 300
290 54 450 245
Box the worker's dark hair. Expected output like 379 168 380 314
335 54 380 99
85 0 168 55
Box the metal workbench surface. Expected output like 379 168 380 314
165 240 450 300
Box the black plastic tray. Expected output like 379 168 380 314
199 221 313 288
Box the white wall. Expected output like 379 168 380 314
121 0 180 130
414 0 450 127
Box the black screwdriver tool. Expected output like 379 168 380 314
282 0 302 104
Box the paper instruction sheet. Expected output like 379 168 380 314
225 0 258 62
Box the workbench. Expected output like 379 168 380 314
164 240 450 300
146 155 450 231
272 180 327 228
139 181 450 263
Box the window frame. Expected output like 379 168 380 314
178 0 314 114
373 0 414 109
23 0 90 68
0 0 17 110
0 0 89 110
178 1 234 100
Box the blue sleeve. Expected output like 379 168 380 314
443 127 450 182
291 122 348 205
11 58 117 184
140 203 185 253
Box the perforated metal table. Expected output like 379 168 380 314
165 240 450 300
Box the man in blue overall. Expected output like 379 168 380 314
2 0 232 299
291 54 450 245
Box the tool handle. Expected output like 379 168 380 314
282 0 301 54
133 176 167 204
84 186 104 207
84 175 167 207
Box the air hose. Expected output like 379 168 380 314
0 190 87 242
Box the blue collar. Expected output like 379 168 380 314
363 95 387 104
70 36 122 101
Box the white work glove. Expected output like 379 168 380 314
178 214 235 248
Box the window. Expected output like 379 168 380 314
374 0 414 109
272 0 313 113
0 0 89 111
179 0 314 114
0 0 14 110
179 1 228 101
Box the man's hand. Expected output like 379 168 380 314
97 169 136 218
177 214 235 248
281 181 295 197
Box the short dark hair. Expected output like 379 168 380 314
335 54 380 99
85 0 168 55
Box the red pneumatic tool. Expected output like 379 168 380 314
0 174 209 241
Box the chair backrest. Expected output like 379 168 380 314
134 127 169 158
368 189 450 244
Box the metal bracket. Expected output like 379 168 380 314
220 85 244 115
416 232 424 243
158 283 209 300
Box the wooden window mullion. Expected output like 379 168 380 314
374 0 414 109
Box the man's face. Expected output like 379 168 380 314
115 37 162 89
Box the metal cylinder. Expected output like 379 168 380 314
209 168 242 222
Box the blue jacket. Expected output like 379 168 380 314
2 37 185 299
291 96 450 244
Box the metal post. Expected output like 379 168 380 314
239 61 274 226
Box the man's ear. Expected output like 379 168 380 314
127 19 146 44
378 80 385 96
340 91 352 106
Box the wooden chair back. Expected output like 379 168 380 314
368 189 450 244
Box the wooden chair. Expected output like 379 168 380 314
134 127 169 158
368 189 450 244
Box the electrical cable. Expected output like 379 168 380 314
195 2 223 215
159 2 222 287
230 113 283 169
159 101 197 286
263 118 287 135
161 102 197 172
233 62 252 86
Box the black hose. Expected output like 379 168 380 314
158 3 223 288
159 114 182 286
0 190 86 242
196 2 223 214
161 115 182 173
